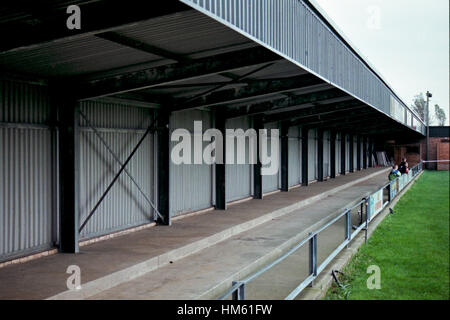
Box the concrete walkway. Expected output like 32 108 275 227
0 167 389 300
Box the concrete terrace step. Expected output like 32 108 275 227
0 167 388 300
51 172 386 299
88 171 390 300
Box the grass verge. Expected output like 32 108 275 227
325 171 449 300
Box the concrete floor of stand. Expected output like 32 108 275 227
0 167 388 300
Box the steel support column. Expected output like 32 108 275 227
317 129 324 182
281 121 289 191
349 134 354 172
215 111 227 209
301 127 309 186
356 135 361 171
363 136 368 169
368 137 374 168
157 109 171 225
330 130 336 179
56 95 79 253
253 116 263 199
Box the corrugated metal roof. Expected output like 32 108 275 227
116 10 253 57
0 36 160 77
0 9 254 79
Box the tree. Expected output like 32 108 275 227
412 93 426 121
434 104 447 126
412 93 434 124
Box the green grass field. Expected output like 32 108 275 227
325 170 449 300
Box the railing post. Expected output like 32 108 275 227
309 233 317 286
365 199 369 244
359 202 364 225
345 210 351 247
232 281 245 300
388 182 392 202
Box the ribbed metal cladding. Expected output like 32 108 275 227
79 100 155 239
180 0 425 132
360 138 364 168
226 116 252 202
288 126 301 187
0 80 53 261
308 128 318 181
323 130 330 177
345 134 350 172
0 80 50 124
335 132 341 173
262 121 280 193
170 109 212 216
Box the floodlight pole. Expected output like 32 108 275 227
425 91 432 170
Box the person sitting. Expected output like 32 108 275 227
398 158 408 175
389 165 401 181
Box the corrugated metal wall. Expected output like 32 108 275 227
262 121 280 193
323 130 330 177
170 109 212 216
226 116 252 202
336 132 341 174
79 100 155 239
0 80 54 261
180 0 425 132
308 128 318 181
345 134 350 172
360 138 364 168
288 126 301 187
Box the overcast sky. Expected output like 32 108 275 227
313 0 449 125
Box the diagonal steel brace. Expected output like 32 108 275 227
79 112 163 233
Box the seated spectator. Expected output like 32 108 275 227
389 165 402 181
398 158 408 175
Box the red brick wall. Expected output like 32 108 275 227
437 140 450 171
387 135 448 170
418 138 450 170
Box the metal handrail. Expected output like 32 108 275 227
218 162 423 300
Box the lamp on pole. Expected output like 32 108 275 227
425 91 432 170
